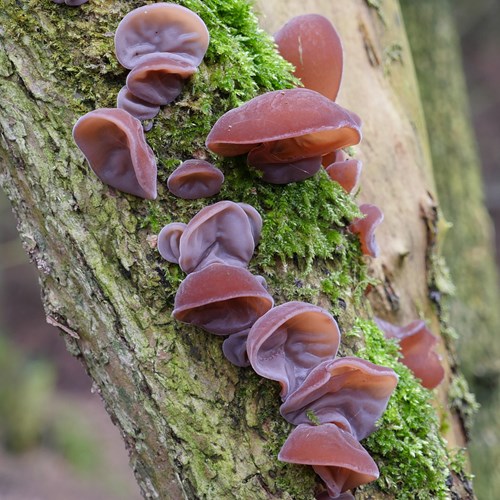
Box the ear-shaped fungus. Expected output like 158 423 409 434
117 86 160 122
114 3 209 69
158 201 262 273
72 108 157 199
205 88 361 184
348 204 383 257
167 160 224 200
246 301 341 399
126 53 198 106
173 263 274 335
274 14 343 101
375 318 444 389
278 423 379 499
280 357 398 440
325 158 362 194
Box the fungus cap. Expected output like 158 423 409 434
167 160 224 200
247 301 341 399
222 329 251 367
173 264 274 336
158 201 262 274
206 89 361 157
72 108 157 199
278 423 379 498
280 357 398 440
126 53 197 106
375 318 444 389
157 222 187 263
349 204 383 257
274 14 343 100
117 86 160 122
115 3 209 69
325 158 362 193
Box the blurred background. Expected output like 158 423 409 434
0 1 498 499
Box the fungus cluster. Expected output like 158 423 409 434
72 3 211 201
70 5 443 498
115 3 209 122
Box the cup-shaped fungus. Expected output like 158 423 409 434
117 86 160 122
348 204 383 257
375 318 444 389
126 53 198 106
280 357 398 440
73 108 157 199
278 423 379 499
205 89 361 184
167 159 224 200
247 301 341 399
325 158 362 194
274 14 343 101
157 201 262 273
173 263 274 336
114 3 209 69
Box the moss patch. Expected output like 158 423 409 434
353 319 451 499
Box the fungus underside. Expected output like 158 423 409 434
1 0 465 497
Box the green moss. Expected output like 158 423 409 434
448 374 480 436
353 319 450 499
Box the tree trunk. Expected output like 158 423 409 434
0 0 476 498
400 2 500 497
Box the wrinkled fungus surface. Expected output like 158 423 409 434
158 201 261 273
280 357 398 440
173 263 274 335
375 318 445 389
274 14 343 101
72 108 157 199
167 159 224 200
247 301 341 398
114 2 209 69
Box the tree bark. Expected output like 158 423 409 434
0 0 475 498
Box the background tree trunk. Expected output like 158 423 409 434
400 2 500 497
0 0 479 498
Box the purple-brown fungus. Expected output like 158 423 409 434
222 329 251 367
325 158 362 194
117 86 160 123
114 3 209 70
126 53 198 106
246 301 341 399
375 318 445 389
280 357 398 440
73 108 157 199
167 160 224 200
274 14 343 101
348 204 383 257
158 201 262 273
173 263 274 336
206 88 362 184
278 423 379 499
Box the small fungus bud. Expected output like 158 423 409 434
167 160 224 200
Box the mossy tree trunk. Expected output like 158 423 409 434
0 0 476 498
